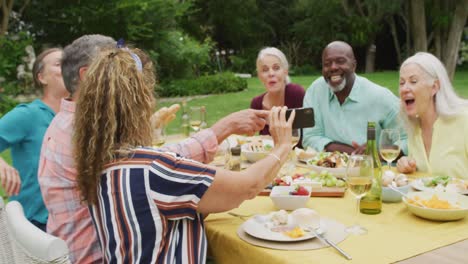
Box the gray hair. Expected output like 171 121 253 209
256 47 291 84
399 52 468 133
61 34 116 95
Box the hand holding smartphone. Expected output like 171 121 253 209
286 107 315 129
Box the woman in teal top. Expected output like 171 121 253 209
0 48 69 231
397 52 468 179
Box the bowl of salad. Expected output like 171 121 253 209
241 139 274 163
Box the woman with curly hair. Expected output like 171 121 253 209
74 47 294 263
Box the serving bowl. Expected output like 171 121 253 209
269 185 312 210
382 184 411 203
402 191 468 221
241 139 274 163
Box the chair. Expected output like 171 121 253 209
1 201 71 264
0 199 15 264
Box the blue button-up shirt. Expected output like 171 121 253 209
303 76 407 154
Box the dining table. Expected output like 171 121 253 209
204 168 468 264
165 134 467 263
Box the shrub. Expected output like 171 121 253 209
157 72 247 97
289 64 317 76
0 95 18 118
0 31 34 96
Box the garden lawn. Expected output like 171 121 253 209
161 70 468 134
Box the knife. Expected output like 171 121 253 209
308 227 352 260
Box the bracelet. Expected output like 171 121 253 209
268 153 281 162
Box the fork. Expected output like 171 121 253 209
249 143 264 152
227 212 253 220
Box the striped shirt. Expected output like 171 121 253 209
38 99 218 264
90 148 215 264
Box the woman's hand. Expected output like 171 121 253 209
269 106 295 147
396 156 417 174
0 158 21 196
151 104 180 129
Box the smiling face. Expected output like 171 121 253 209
399 63 439 118
322 45 356 92
38 50 67 96
257 55 288 93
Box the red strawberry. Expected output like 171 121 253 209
292 173 302 180
295 186 310 196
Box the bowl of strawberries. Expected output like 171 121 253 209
269 185 312 210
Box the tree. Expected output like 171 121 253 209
341 0 403 73
444 0 468 79
409 0 427 52
20 0 212 80
403 0 467 79
0 0 30 36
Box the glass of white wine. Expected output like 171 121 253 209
379 129 401 170
291 129 300 149
189 106 203 132
345 154 373 235
152 126 166 147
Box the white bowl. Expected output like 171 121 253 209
269 185 312 210
402 191 468 221
382 184 411 203
241 139 274 163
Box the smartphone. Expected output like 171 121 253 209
286 107 315 129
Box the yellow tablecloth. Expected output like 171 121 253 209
205 187 468 264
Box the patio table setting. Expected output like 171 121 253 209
202 135 468 264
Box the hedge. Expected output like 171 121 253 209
157 72 247 97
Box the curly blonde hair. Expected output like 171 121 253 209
74 47 156 204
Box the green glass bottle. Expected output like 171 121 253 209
360 122 382 214
180 100 190 137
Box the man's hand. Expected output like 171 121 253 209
211 109 269 142
0 158 21 196
351 141 367 154
151 104 180 129
396 156 417 174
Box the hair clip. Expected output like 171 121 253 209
116 37 142 72
117 38 125 49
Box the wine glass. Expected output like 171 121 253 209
189 106 202 132
345 154 373 235
152 125 166 147
291 129 300 149
379 129 401 170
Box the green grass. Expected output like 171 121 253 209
162 70 468 135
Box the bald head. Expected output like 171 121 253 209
323 41 355 61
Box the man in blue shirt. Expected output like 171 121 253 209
303 41 407 154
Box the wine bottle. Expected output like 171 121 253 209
181 100 190 137
360 122 382 214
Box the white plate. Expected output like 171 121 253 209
242 214 317 242
411 178 468 195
